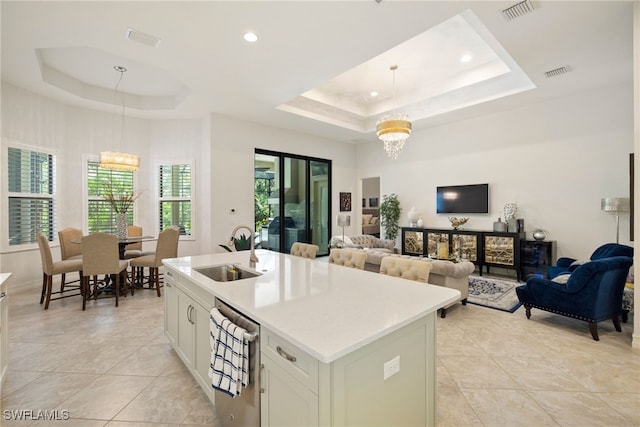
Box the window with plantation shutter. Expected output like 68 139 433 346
7 146 56 245
159 163 191 235
87 160 134 233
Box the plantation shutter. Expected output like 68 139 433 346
159 164 191 235
7 147 56 245
87 160 134 233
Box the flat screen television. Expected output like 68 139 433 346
436 184 489 214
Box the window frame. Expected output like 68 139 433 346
156 159 195 241
2 139 57 251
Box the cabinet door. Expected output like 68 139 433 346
193 300 214 398
261 353 319 427
164 274 179 346
176 291 195 367
484 235 515 266
402 229 424 256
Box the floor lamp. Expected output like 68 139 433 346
601 197 630 243
337 214 351 242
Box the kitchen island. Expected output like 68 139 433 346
163 249 459 427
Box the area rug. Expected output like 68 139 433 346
467 275 523 313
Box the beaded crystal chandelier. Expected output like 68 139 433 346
376 65 411 160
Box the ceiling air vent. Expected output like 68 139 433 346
126 28 162 48
544 66 569 78
501 0 535 21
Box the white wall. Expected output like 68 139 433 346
357 82 634 260
208 114 358 251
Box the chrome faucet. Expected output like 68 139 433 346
228 224 259 266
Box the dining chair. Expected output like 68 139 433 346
36 232 83 309
124 225 143 259
129 226 180 297
328 248 367 270
379 257 432 283
58 227 83 291
81 233 129 310
290 242 320 259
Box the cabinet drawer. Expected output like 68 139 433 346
262 327 318 393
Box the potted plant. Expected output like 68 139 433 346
102 181 140 238
379 193 402 241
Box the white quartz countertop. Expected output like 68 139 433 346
164 250 460 363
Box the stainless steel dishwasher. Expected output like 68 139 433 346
213 298 260 426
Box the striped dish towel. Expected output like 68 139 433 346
209 307 249 397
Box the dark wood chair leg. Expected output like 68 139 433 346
461 298 467 305
114 273 119 307
129 267 135 296
621 309 629 323
612 315 622 332
40 273 47 304
61 273 66 293
44 275 53 310
155 268 161 297
82 276 87 311
588 322 599 341
524 305 532 319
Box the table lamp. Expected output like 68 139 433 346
601 197 630 243
337 214 351 242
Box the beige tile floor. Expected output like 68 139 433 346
1 278 639 426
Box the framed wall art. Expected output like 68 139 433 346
340 192 351 212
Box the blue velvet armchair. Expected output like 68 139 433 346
547 243 633 279
515 256 633 340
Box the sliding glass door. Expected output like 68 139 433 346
255 150 331 256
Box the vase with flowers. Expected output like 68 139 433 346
102 181 140 239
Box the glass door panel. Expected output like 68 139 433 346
310 160 329 255
283 157 307 253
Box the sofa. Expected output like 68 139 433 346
332 235 474 318
362 208 380 236
331 234 395 253
367 253 474 317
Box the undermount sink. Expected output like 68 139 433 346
194 264 262 282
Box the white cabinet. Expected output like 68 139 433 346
260 315 435 427
0 273 10 386
261 353 319 427
163 267 215 401
261 327 320 426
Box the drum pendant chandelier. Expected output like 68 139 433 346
376 65 411 160
99 66 140 172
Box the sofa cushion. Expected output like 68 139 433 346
362 214 373 225
370 217 379 224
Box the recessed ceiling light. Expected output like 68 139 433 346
243 32 258 43
461 54 472 63
370 91 379 97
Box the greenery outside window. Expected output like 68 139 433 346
7 145 56 245
87 159 134 233
159 163 192 235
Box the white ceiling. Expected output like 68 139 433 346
1 1 634 144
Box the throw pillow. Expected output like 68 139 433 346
370 217 379 224
362 214 373 225
552 274 571 284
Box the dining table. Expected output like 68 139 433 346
116 235 156 259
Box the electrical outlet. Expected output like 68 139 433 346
383 356 400 380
